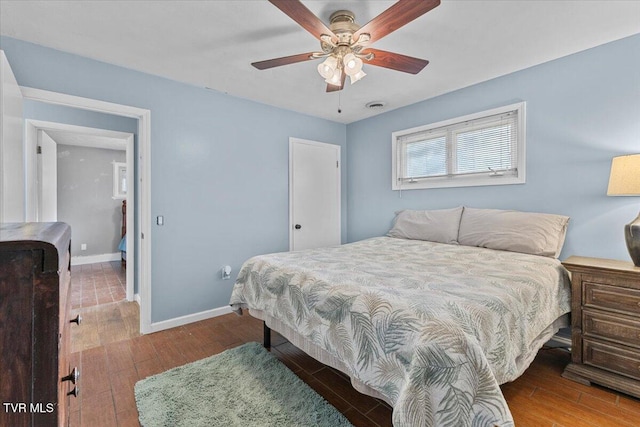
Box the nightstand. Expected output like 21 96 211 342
562 256 640 398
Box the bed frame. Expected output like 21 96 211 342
121 200 126 268
263 322 271 348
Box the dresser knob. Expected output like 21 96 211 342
67 387 79 398
70 314 82 325
61 367 79 384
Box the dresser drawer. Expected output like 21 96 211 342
584 281 640 316
584 339 640 380
583 308 640 349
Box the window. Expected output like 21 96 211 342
392 102 526 190
113 162 127 199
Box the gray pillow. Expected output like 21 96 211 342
458 207 569 258
387 207 463 244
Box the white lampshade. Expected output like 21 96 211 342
325 67 342 86
343 53 363 77
349 69 366 84
607 154 640 196
317 56 338 80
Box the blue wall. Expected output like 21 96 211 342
1 37 347 323
346 34 640 262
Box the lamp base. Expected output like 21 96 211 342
625 211 640 267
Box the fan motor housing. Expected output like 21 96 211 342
329 10 359 43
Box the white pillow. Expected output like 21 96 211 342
387 207 463 244
457 207 569 258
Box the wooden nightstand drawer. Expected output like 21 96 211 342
584 281 640 316
563 256 640 397
583 308 640 349
584 339 640 380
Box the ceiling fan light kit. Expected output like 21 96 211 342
318 52 366 85
252 0 440 92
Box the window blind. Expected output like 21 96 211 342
398 110 519 182
405 135 447 178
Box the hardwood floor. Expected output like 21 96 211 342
70 300 140 353
70 261 126 309
69 302 640 427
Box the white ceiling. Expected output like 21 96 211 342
2 1 639 124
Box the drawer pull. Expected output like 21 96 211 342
70 314 82 325
67 387 79 398
61 367 79 384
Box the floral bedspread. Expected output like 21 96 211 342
229 237 571 426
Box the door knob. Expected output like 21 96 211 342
294 224 302 230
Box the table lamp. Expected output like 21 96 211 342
607 154 640 266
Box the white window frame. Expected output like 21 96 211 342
392 102 526 190
112 161 127 199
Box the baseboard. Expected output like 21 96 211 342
148 305 233 333
71 252 121 266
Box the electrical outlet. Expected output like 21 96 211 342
81 243 87 251
222 265 232 280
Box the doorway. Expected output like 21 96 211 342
26 119 135 304
289 137 341 251
21 87 153 334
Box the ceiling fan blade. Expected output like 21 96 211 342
362 48 429 74
326 72 346 92
269 0 337 42
252 52 317 70
353 0 440 44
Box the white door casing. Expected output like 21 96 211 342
20 86 152 334
0 50 24 222
289 137 341 251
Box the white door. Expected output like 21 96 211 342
289 138 341 251
0 50 25 222
37 130 57 221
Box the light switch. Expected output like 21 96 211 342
157 215 164 226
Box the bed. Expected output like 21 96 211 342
229 207 572 426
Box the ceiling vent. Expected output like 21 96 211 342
365 101 386 110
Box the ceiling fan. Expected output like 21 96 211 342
252 0 440 92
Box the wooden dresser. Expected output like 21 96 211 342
0 222 78 427
562 255 640 398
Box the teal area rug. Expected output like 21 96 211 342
135 342 353 427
